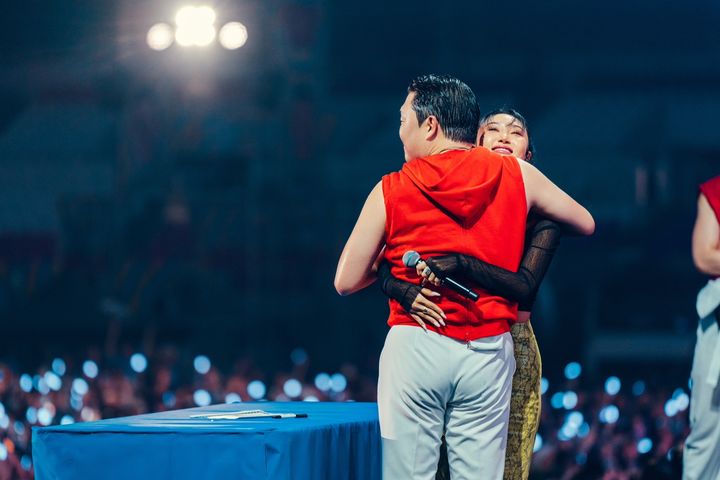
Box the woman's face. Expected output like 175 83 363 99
478 113 531 161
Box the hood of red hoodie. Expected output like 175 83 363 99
401 147 507 225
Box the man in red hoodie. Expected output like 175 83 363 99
684 174 720 480
335 75 594 479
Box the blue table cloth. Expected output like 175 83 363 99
33 402 381 480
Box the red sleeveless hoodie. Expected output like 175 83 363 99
382 147 527 342
700 175 720 279
700 175 720 223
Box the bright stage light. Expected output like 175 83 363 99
219 22 248 50
194 6 216 25
175 6 198 27
174 5 217 47
176 24 216 47
147 23 174 51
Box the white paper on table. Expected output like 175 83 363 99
190 409 276 420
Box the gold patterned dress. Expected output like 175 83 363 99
503 321 542 480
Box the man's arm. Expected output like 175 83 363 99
519 161 595 236
334 181 387 295
692 193 720 276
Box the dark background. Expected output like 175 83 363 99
0 0 717 381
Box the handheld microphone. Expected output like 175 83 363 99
402 251 479 301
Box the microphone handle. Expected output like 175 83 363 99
442 276 479 301
413 254 478 301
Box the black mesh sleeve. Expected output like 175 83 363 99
424 220 561 310
376 260 422 313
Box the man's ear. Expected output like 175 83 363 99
424 115 440 141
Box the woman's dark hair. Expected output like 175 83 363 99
478 107 535 162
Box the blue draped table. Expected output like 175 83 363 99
33 402 381 480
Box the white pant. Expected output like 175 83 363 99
684 311 720 480
378 325 515 480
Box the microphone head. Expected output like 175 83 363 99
402 250 421 267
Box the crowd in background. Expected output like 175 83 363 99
0 344 688 480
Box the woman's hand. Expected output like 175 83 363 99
407 287 446 331
416 255 462 287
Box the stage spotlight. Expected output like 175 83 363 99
193 389 212 406
130 353 148 373
558 424 575 441
175 6 197 27
83 360 99 379
194 6 216 24
225 393 241 404
81 407 98 422
70 396 83 411
637 438 653 454
564 362 581 380
26 407 38 424
72 378 89 396
247 380 266 400
44 372 62 391
675 392 690 411
219 22 248 50
52 358 66 376
283 379 302 398
37 378 50 395
176 25 216 47
330 373 347 393
562 391 578 410
175 5 217 47
566 411 584 428
314 373 331 392
604 376 621 395
147 23 174 51
599 405 619 424
20 374 35 392
193 355 211 374
38 407 53 426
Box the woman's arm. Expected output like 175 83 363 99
520 161 595 236
421 220 561 310
376 261 446 328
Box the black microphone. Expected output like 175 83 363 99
402 251 479 301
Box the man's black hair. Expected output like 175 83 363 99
408 74 480 144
